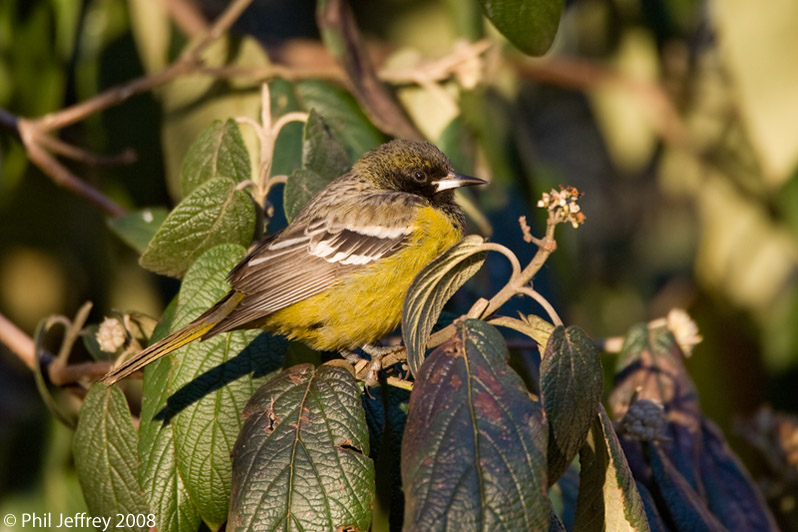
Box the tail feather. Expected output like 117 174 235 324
101 292 245 385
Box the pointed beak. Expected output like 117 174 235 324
432 171 488 193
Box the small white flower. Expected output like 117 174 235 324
96 317 127 353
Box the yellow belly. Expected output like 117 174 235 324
262 205 462 351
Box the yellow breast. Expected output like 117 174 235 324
263 205 463 351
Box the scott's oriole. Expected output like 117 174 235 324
102 139 486 384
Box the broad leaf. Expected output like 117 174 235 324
478 0 564 56
699 420 779 532
139 177 255 278
166 244 287 530
402 319 549 531
573 407 650 532
229 363 375 532
269 78 304 177
180 119 251 196
74 384 150 532
648 443 728 532
138 297 199 532
541 325 603 484
303 108 351 181
283 168 329 223
295 79 384 159
107 207 168 254
402 235 487 375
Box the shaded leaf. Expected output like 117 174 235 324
229 363 374 532
402 235 487 376
303 108 351 181
74 384 150 532
180 119 251 196
139 177 255 278
636 481 670 532
648 443 728 532
437 115 477 176
699 419 779 532
610 323 702 490
478 0 564 56
402 319 549 531
574 407 650 532
541 325 603 484
138 295 200 532
295 79 384 159
107 207 168 254
283 168 329 223
269 78 304 177
166 244 287 529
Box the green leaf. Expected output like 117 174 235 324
478 0 564 56
138 298 200 532
402 235 487 376
229 363 375 532
541 325 604 484
74 384 150 532
574 407 651 532
402 319 549 531
437 115 477 176
283 168 330 223
166 244 287 530
303 108 351 181
295 79 384 159
269 78 304 178
180 119 252 196
139 177 255 278
107 207 168 254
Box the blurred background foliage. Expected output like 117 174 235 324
1 0 797 529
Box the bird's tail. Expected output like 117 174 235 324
101 292 244 385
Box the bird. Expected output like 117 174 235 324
101 139 486 384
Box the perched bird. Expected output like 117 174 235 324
102 139 486 384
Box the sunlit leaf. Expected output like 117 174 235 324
180 119 251 196
402 319 549 531
229 363 374 532
74 384 150 532
157 244 286 530
573 407 650 532
402 235 487 376
478 0 564 56
139 178 255 278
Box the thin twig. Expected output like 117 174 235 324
516 286 563 327
0 312 36 370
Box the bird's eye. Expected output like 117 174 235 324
413 171 427 182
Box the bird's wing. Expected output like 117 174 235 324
211 193 421 332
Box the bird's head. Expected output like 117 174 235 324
353 140 486 201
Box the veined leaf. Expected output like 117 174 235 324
402 234 487 376
180 119 251 196
229 363 375 532
107 207 168 254
478 0 564 56
541 325 603 484
402 319 549 531
283 168 329 223
303 108 351 181
295 79 384 159
163 244 286 530
74 384 150 532
139 177 255 278
574 407 651 532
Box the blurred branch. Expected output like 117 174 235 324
517 57 690 153
317 0 424 140
2 0 256 218
161 0 209 37
0 312 35 370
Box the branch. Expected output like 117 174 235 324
4 0 256 217
0 312 35 370
317 0 424 140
